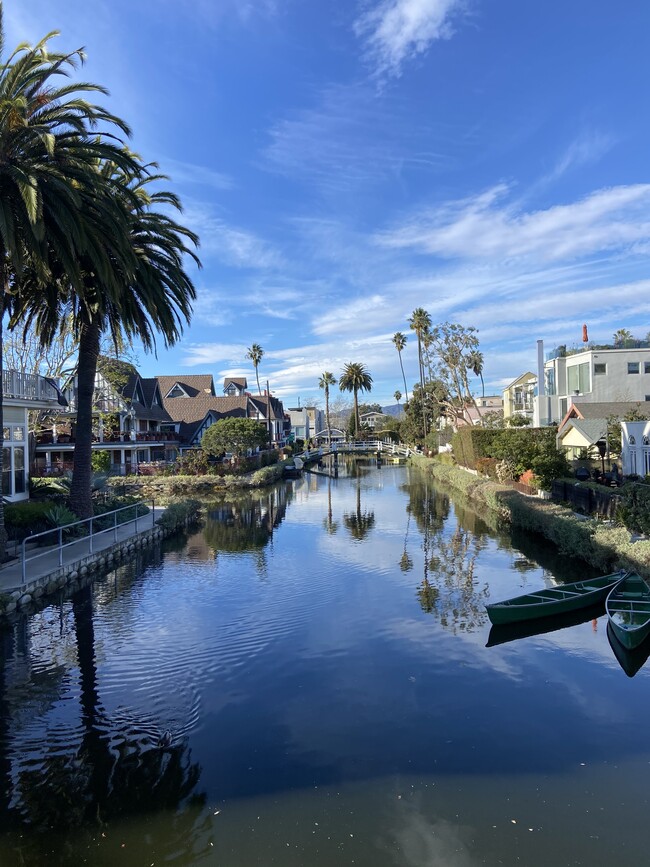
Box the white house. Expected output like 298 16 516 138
3 370 67 501
621 420 650 477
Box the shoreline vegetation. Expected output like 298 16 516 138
408 454 650 578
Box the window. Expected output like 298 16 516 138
645 362 650 374
646 396 650 402
2 448 10 496
13 447 24 494
628 362 640 374
630 435 636 445
567 361 590 394
167 384 187 398
594 363 607 375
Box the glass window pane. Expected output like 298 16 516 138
13 447 24 494
629 362 640 374
13 426 24 441
2 428 9 442
2 447 11 496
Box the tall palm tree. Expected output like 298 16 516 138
394 389 402 408
467 350 485 398
408 308 432 438
319 371 337 445
339 362 372 438
246 344 264 395
15 162 199 518
0 17 137 546
392 332 409 403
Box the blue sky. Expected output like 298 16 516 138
8 1 650 406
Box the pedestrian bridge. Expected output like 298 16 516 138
298 440 413 462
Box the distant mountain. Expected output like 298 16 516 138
382 404 405 417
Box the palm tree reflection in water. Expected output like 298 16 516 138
344 476 375 542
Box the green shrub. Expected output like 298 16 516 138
619 484 650 536
5 501 52 541
157 499 202 532
91 450 111 473
475 457 498 479
451 427 500 469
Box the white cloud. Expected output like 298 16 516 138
377 183 650 262
183 202 284 270
354 0 465 79
544 130 616 184
160 158 233 192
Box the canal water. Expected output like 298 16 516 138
1 462 649 866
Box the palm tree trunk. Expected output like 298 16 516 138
0 270 8 560
69 316 101 519
417 334 427 439
353 388 360 438
255 367 261 395
480 371 485 399
325 388 331 446
398 350 409 403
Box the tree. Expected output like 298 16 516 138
425 323 482 429
408 309 431 436
339 363 373 438
392 332 409 403
0 18 146 544
400 380 445 446
246 344 264 395
318 371 337 445
466 349 485 398
15 160 199 518
613 328 634 347
394 390 402 408
201 417 268 458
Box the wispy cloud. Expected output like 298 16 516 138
377 183 650 262
263 83 467 194
183 202 284 270
542 130 616 185
354 0 466 79
161 158 233 192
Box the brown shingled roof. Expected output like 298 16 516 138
159 390 250 442
157 375 215 399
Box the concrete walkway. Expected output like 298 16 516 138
0 508 165 593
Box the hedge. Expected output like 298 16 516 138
450 427 500 469
410 455 650 577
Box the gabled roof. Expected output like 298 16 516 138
503 371 536 391
160 391 249 442
249 394 284 421
157 375 215 399
559 400 646 431
558 418 607 446
224 377 247 390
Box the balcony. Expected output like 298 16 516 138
3 370 62 404
35 431 181 446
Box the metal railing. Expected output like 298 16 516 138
300 440 412 460
20 500 156 586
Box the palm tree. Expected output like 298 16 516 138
392 332 409 402
408 308 432 438
15 162 199 518
339 362 373 438
467 350 485 398
246 344 264 395
394 389 402 408
319 371 337 445
0 18 137 545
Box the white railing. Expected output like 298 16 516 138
3 370 61 403
20 500 156 586
299 440 412 461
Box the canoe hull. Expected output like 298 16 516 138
486 571 625 626
606 573 650 651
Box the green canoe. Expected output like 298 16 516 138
486 570 626 626
606 573 650 650
606 621 650 677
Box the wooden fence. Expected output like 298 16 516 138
551 480 620 518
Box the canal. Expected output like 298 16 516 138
1 461 649 866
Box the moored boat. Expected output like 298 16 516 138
486 570 626 626
606 621 650 677
486 602 605 647
606 573 650 650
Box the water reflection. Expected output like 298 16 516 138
203 485 291 554
403 476 489 633
343 476 376 541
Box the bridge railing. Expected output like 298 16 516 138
297 440 413 461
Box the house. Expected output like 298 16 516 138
359 410 390 431
304 406 324 440
36 362 182 476
462 395 503 426
556 401 645 460
3 369 67 501
223 377 247 397
535 340 650 425
287 407 310 442
621 420 650 476
503 373 536 423
36 367 287 474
